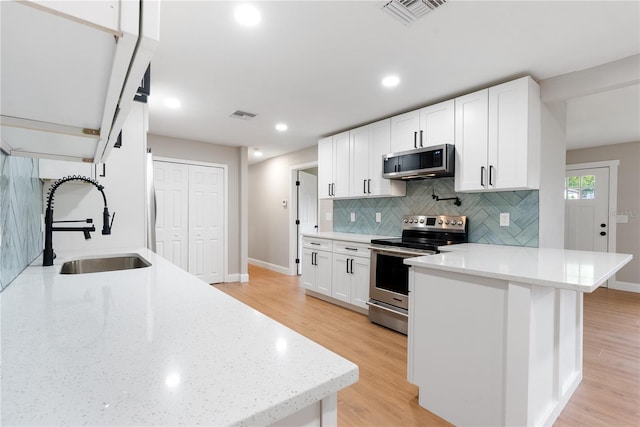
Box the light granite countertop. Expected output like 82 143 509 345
405 243 632 292
0 248 358 426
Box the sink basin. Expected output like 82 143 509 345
60 254 151 274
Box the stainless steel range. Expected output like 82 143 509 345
367 214 468 334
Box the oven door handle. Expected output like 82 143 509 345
369 246 433 257
366 301 409 318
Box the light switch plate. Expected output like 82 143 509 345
282 200 287 208
350 212 356 222
376 212 381 223
500 212 510 227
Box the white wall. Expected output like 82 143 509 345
43 102 147 255
147 134 245 280
248 145 317 270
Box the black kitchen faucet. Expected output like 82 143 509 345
43 176 114 266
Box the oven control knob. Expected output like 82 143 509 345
403 219 408 223
457 220 463 226
419 218 425 224
445 220 450 225
438 219 443 224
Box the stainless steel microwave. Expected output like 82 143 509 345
382 144 455 180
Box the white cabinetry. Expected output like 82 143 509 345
390 100 455 153
318 132 349 199
455 77 540 192
350 119 406 198
0 0 159 163
301 238 333 296
331 241 370 309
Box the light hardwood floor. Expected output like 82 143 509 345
215 265 640 426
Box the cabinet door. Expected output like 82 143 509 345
420 99 455 148
301 249 316 290
488 78 534 190
369 118 392 196
391 109 420 152
350 256 370 309
315 250 333 296
349 124 371 197
454 89 489 192
332 254 351 303
318 136 334 199
333 131 350 198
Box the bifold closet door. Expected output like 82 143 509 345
154 161 189 270
188 165 224 284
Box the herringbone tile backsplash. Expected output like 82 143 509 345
333 178 539 247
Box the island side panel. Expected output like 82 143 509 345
408 267 582 426
409 268 507 426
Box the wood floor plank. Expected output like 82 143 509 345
215 265 640 426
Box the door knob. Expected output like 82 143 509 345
600 231 607 236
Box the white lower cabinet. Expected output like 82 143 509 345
301 238 333 296
302 237 371 312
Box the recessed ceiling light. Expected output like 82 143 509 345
164 98 181 108
234 4 261 27
275 123 288 132
382 75 400 87
254 148 263 157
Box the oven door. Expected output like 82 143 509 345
369 246 425 310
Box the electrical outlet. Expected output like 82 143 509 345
500 212 510 227
376 212 381 223
350 212 356 222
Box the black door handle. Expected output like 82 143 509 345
600 232 607 236
414 132 417 149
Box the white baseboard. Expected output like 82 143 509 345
224 273 250 283
240 273 249 283
248 258 292 276
609 280 640 293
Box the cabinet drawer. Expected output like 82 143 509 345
332 241 370 258
302 237 332 251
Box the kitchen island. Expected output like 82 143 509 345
1 249 358 426
405 243 632 427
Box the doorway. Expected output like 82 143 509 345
289 162 318 276
154 158 227 284
565 161 619 286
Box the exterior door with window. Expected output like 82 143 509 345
564 167 610 252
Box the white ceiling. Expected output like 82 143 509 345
149 1 640 163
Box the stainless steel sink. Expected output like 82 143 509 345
60 254 151 274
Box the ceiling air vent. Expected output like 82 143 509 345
382 0 447 26
230 110 257 120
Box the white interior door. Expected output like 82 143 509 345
298 170 318 275
154 161 189 270
564 167 610 252
189 165 224 284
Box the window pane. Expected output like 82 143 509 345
581 188 595 199
581 175 595 188
568 176 580 188
567 189 580 199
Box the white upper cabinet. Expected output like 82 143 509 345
390 99 455 153
318 132 349 199
349 119 405 198
455 77 540 192
0 0 159 164
419 100 455 148
391 110 421 152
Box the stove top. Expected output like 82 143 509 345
371 214 468 251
